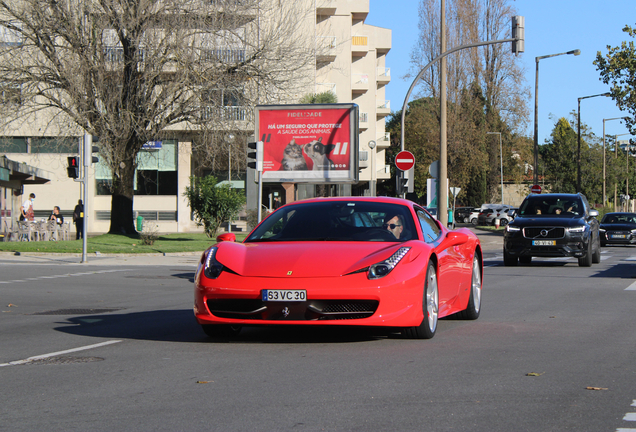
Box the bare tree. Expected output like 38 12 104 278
0 0 314 234
407 0 530 202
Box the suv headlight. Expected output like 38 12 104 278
505 225 520 232
368 247 410 280
567 226 586 233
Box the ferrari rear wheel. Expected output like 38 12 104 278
402 261 438 339
457 255 481 320
202 324 242 338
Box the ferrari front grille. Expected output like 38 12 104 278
206 299 379 321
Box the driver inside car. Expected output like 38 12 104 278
383 214 405 239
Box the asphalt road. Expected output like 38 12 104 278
1 234 635 432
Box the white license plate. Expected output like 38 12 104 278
611 234 626 239
262 289 307 302
532 240 556 246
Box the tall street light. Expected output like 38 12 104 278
602 117 628 206
534 49 580 185
577 92 611 192
487 132 504 205
368 140 377 197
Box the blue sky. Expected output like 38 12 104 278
366 0 635 144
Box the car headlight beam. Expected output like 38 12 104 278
568 226 586 233
506 225 520 232
368 247 411 280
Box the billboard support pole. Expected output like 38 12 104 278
257 171 263 223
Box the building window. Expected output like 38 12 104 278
96 139 178 196
0 137 27 153
31 137 77 153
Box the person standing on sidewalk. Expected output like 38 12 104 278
73 199 84 240
20 193 35 221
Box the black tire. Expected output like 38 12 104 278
202 324 242 338
470 217 477 226
578 240 593 267
592 237 601 264
456 254 482 320
499 218 508 227
519 256 532 265
503 248 518 266
402 261 438 339
600 241 607 247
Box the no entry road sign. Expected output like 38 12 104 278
395 150 415 171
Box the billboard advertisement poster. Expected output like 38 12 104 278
255 104 359 183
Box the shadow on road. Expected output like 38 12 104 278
54 309 396 344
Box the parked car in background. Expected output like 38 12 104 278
477 206 512 226
454 207 473 223
599 212 636 246
468 208 481 225
503 193 600 267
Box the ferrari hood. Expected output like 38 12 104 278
213 241 412 278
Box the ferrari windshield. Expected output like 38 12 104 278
245 201 417 242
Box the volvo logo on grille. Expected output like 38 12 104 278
282 307 290 318
540 229 549 237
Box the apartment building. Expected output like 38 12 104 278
0 0 391 235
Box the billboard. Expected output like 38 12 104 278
254 103 359 183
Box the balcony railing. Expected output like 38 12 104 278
199 106 252 122
377 100 390 110
199 48 246 63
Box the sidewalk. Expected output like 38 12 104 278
0 228 502 266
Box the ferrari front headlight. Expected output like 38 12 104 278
204 247 224 279
368 247 411 280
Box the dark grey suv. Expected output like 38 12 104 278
503 193 600 267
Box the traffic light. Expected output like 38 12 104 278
67 156 79 178
247 141 264 172
396 171 408 195
84 135 99 164
511 16 524 54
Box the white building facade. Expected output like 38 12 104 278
0 0 392 235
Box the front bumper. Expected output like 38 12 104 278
504 231 589 258
194 270 425 328
601 231 636 245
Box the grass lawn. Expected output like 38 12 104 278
0 232 248 254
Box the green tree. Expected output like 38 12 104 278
541 117 578 193
184 176 245 238
299 91 338 104
594 25 636 133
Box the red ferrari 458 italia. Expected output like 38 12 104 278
194 197 482 339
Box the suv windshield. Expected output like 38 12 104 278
518 196 584 217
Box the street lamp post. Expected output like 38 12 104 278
577 92 611 192
534 49 580 185
487 132 504 205
368 140 377 197
602 117 628 206
224 133 236 232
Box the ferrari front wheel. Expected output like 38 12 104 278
202 324 242 338
457 254 482 320
402 261 438 339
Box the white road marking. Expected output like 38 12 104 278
0 269 132 284
625 413 636 421
632 400 636 407
0 340 122 367
626 282 636 291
